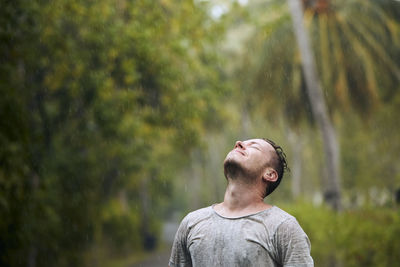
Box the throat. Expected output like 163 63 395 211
215 182 271 217
214 201 272 218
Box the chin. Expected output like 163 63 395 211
224 158 244 179
224 155 239 168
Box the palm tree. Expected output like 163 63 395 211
288 0 341 210
235 0 400 209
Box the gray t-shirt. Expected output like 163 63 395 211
169 205 313 267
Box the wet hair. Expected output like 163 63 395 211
262 138 289 197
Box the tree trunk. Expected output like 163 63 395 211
190 149 203 210
140 174 157 250
287 0 342 211
287 129 302 199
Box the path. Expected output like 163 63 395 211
130 249 171 267
130 221 179 267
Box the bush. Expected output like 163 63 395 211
283 202 400 266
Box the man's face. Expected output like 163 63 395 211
223 138 274 179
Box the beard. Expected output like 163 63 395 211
224 158 243 179
223 157 258 183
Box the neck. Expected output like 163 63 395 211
215 177 271 217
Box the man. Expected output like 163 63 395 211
169 138 313 267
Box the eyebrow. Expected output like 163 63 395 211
247 141 261 147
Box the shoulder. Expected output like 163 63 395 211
257 206 297 230
180 206 215 228
268 206 296 222
258 206 307 240
173 206 214 244
271 207 305 234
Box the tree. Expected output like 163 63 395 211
288 0 341 210
229 0 400 208
0 0 227 266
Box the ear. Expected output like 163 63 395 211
262 168 278 183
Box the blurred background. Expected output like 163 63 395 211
1 0 400 266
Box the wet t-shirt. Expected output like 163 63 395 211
169 205 313 267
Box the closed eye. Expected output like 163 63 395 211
247 142 261 150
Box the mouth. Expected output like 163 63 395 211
233 149 246 156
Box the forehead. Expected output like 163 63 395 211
243 138 274 151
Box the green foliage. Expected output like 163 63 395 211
224 0 400 208
0 0 227 266
233 0 400 123
2 0 400 265
284 202 400 266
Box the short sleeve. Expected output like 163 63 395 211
274 218 314 267
169 215 192 267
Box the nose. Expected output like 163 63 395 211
234 141 245 149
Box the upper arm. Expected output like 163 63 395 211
169 216 192 267
275 218 314 266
